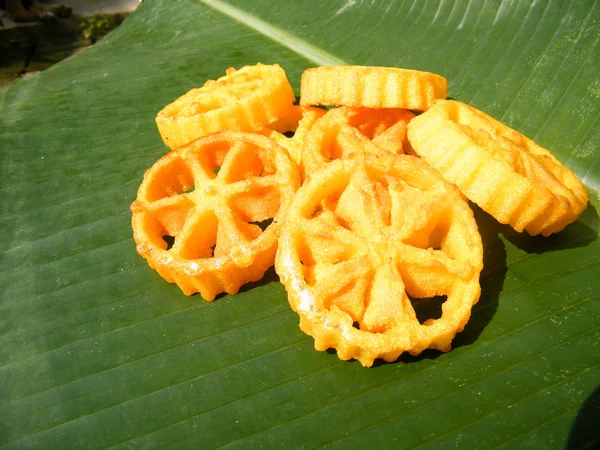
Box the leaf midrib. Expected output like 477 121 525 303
198 0 347 66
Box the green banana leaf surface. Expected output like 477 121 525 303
1 0 599 448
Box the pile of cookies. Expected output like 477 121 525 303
131 64 588 366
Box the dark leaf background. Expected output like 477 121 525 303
1 0 598 448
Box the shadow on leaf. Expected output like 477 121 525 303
499 201 598 254
208 267 281 302
567 385 600 450
237 266 280 295
346 203 509 367
452 204 507 349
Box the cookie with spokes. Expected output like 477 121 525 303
275 152 483 366
131 131 300 301
156 64 295 150
407 100 589 236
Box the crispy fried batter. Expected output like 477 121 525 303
131 131 300 301
156 64 295 150
300 66 447 110
407 100 589 236
275 152 483 366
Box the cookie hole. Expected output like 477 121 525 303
317 124 346 161
323 192 341 212
300 263 316 286
352 321 361 330
311 203 324 218
251 218 273 231
403 218 448 251
347 108 410 140
149 196 195 237
145 156 194 201
231 187 281 224
298 244 316 267
297 238 317 286
142 214 171 249
283 130 295 138
162 235 175 250
197 141 229 179
178 213 218 260
326 137 345 161
408 294 446 325
222 142 276 183
428 225 445 250
309 192 341 219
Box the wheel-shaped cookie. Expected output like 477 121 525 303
156 64 295 150
131 131 300 301
300 65 447 110
275 152 483 366
407 100 589 236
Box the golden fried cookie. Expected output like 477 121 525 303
300 66 447 110
156 64 295 150
131 131 300 301
407 100 589 236
301 106 414 177
275 152 483 367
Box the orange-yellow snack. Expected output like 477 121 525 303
301 106 414 176
260 105 322 134
267 106 326 166
300 66 447 110
407 100 589 236
131 131 300 301
156 64 295 150
275 152 483 367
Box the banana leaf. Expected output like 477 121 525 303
1 0 598 448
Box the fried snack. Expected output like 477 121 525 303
275 152 483 367
407 100 589 236
267 106 326 166
300 66 447 110
301 106 414 176
156 64 295 150
131 131 300 301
